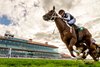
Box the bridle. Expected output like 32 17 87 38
50 11 58 20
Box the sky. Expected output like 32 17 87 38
0 0 100 56
0 15 12 25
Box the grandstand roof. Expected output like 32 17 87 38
28 41 58 48
0 36 58 48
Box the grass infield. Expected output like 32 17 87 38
0 58 100 67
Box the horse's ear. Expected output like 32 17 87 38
53 6 55 11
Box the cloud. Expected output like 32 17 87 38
41 0 81 11
0 0 100 54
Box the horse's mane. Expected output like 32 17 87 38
56 17 67 25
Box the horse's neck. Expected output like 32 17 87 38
54 17 70 33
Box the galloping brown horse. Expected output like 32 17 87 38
43 6 97 58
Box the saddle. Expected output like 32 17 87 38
72 24 84 41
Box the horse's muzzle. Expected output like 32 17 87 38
43 15 49 21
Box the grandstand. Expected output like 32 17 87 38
0 31 61 59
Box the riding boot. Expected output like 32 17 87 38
70 24 79 40
72 24 79 30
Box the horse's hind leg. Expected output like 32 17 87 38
89 52 99 61
81 50 89 59
76 44 88 59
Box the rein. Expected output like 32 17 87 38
50 11 57 35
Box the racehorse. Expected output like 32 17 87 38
43 6 97 58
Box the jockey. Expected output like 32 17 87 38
58 9 77 33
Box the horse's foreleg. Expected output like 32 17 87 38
68 37 77 57
62 29 77 57
68 27 77 57
81 49 89 59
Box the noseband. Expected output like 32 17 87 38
50 11 57 20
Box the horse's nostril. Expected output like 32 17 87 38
43 15 48 21
43 15 45 18
43 15 46 18
43 15 45 19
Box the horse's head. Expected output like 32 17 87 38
43 6 58 21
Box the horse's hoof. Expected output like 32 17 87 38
76 56 82 60
71 54 76 57
95 59 99 61
84 61 94 64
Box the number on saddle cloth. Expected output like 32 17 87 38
76 26 84 41
78 27 84 31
